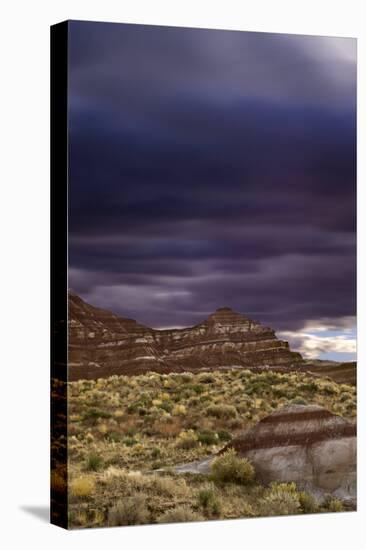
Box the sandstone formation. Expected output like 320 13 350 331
68 292 302 379
225 404 357 500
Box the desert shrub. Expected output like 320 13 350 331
298 382 317 393
197 485 215 507
344 404 355 418
154 418 183 438
120 423 138 437
101 470 177 497
176 430 198 449
158 505 203 524
85 431 94 443
199 394 211 404
180 373 194 383
298 491 319 514
100 465 129 482
210 449 255 485
187 396 200 407
67 424 81 437
152 476 190 498
197 430 218 445
85 453 104 472
123 437 137 447
197 485 222 515
69 414 82 422
151 446 161 459
108 495 150 526
172 404 187 416
258 483 301 517
189 384 205 394
320 382 339 396
71 510 88 526
70 477 95 498
83 408 112 422
261 373 283 385
321 497 345 513
81 379 96 390
239 370 253 383
291 397 308 405
97 423 109 435
227 417 244 429
128 395 153 412
131 442 144 455
105 431 122 443
272 387 288 398
339 392 353 402
178 387 194 400
197 373 216 384
127 402 139 413
93 509 105 525
160 401 173 413
207 404 237 419
245 381 271 395
236 408 250 420
217 430 232 442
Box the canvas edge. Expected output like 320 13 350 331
50 20 69 530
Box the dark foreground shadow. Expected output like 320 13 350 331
20 505 50 523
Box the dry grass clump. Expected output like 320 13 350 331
100 465 129 482
152 475 190 498
197 430 218 446
158 505 203 524
100 467 190 498
172 404 187 416
210 449 255 485
207 404 237 419
321 497 345 513
197 484 222 516
108 495 150 526
153 418 183 438
298 491 319 514
176 430 198 449
70 476 95 498
85 453 104 472
258 483 301 517
71 510 88 527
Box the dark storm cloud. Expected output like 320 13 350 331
68 21 356 334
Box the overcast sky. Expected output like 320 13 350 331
68 21 356 360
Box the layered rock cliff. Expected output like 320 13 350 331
68 293 302 380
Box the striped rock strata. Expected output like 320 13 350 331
225 404 356 500
68 293 302 380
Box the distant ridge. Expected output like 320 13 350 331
68 293 303 379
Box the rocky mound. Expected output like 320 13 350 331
68 293 302 379
225 404 356 500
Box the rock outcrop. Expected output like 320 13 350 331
224 404 356 500
68 293 302 380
